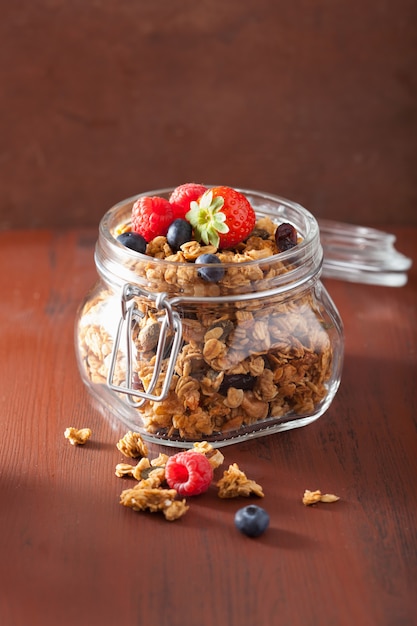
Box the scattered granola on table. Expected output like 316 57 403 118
217 463 264 499
302 489 340 505
115 454 168 481
191 441 225 469
116 430 149 458
115 462 142 479
64 427 92 446
115 441 268 521
120 483 189 521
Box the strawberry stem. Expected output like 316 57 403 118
186 190 229 248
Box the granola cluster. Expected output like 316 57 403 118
122 217 288 298
217 463 264 498
119 477 189 521
78 215 334 442
116 430 149 458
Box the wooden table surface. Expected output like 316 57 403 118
0 226 416 626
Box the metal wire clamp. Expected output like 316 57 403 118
107 284 182 407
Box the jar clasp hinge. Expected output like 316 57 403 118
107 284 182 408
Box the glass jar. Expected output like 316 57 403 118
75 188 344 448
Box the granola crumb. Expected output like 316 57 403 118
191 441 225 469
64 427 92 446
216 462 264 498
163 499 189 521
115 462 137 478
302 489 340 505
116 431 149 458
151 453 170 468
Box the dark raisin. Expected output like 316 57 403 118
248 228 271 240
219 373 256 395
275 222 298 252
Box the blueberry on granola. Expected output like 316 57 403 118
166 218 193 252
117 231 147 254
195 253 225 283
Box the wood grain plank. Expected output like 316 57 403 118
0 227 416 626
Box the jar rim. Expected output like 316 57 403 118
101 187 319 266
96 187 323 297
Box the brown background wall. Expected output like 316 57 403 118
0 0 416 230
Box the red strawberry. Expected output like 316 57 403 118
185 186 256 249
169 183 208 219
131 196 175 242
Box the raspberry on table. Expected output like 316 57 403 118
165 450 213 496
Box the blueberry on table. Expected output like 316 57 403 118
195 253 225 283
117 231 147 254
166 219 193 252
235 505 270 537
